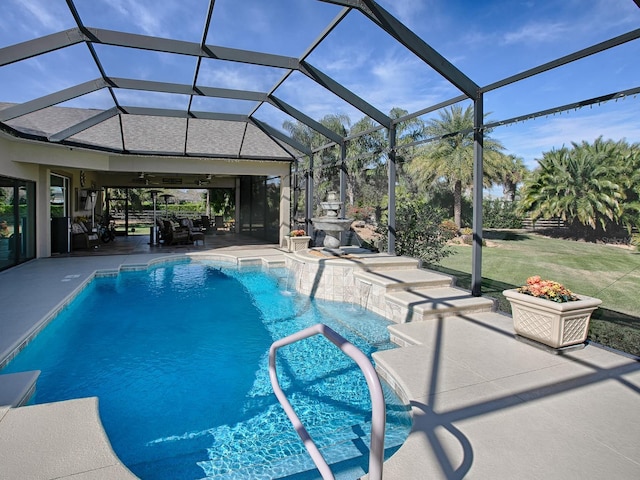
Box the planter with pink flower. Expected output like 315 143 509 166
283 229 311 252
503 276 601 349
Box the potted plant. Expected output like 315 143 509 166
283 229 311 252
503 276 601 349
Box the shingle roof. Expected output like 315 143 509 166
0 102 296 160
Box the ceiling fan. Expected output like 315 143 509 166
196 174 212 186
131 172 159 185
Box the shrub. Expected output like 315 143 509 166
483 199 523 228
377 198 452 265
347 205 375 222
439 219 459 240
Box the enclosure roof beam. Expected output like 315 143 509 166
49 107 120 142
112 78 269 102
484 86 640 129
0 78 109 121
248 7 350 119
268 95 344 145
320 0 479 98
0 28 84 66
0 24 301 70
83 27 301 70
0 76 271 123
482 28 640 93
117 106 249 123
299 61 391 128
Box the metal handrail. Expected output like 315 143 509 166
268 323 386 480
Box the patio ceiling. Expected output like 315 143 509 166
0 0 639 165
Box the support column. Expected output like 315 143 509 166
387 125 397 255
305 153 314 236
234 177 240 233
279 175 291 246
340 141 347 218
471 93 484 296
293 158 300 225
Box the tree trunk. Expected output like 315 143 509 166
454 180 462 229
347 180 355 207
503 179 516 202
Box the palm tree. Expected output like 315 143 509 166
499 154 527 201
407 104 505 229
284 114 350 215
616 148 640 232
520 139 624 236
345 116 386 208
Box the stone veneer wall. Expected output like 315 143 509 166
285 254 356 303
284 252 404 323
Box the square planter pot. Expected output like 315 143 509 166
503 289 602 348
283 236 311 252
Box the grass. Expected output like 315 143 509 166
429 230 640 357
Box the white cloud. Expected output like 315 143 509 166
502 22 568 45
5 0 68 36
199 63 281 92
319 50 372 76
575 0 640 34
378 0 448 33
23 0 66 30
109 0 162 37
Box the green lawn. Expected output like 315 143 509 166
429 230 640 356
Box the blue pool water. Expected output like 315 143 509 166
2 260 410 479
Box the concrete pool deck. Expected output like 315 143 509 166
0 246 639 479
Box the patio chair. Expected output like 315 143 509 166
159 219 190 245
71 220 99 250
179 218 205 245
214 215 225 234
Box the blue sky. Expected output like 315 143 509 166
1 0 639 170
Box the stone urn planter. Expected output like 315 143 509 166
503 289 602 348
283 235 311 252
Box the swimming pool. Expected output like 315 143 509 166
2 259 410 479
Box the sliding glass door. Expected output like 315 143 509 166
0 175 36 271
238 175 280 243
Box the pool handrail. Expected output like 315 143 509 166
268 323 386 480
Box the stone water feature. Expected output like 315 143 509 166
311 191 353 250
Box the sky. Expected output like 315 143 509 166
1 0 639 171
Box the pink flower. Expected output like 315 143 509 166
516 275 578 303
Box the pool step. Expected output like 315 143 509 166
372 312 513 403
348 253 420 272
354 268 453 292
199 422 408 480
384 286 495 323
